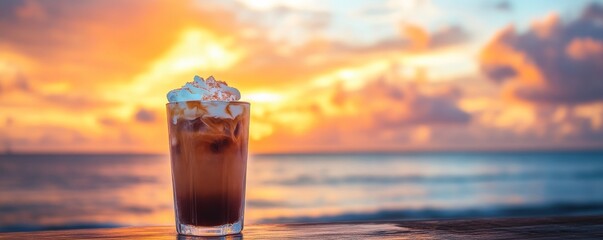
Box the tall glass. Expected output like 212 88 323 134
166 101 250 236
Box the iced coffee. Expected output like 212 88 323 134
166 76 249 236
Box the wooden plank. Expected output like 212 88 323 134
1 215 602 239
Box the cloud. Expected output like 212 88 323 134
271 5 331 31
333 77 470 127
17 125 90 147
401 24 469 50
332 38 410 54
14 74 30 92
493 1 511 12
582 2 603 19
0 0 466 98
251 73 471 153
0 0 243 90
15 0 46 21
0 72 118 111
5 117 13 127
353 0 440 25
134 108 157 123
402 24 430 50
430 25 469 48
217 23 462 91
566 37 603 61
480 3 603 104
482 65 517 82
1 0 600 153
229 0 331 43
41 94 117 110
5 0 474 153
97 117 118 127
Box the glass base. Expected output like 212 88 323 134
177 219 243 237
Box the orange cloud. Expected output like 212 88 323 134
15 0 45 21
250 74 471 153
475 3 603 147
479 26 544 87
480 3 603 104
566 37 603 61
400 24 469 51
401 24 430 50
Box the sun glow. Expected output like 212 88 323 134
157 29 241 74
401 47 477 81
312 60 391 90
169 30 239 72
103 28 243 106
244 92 284 103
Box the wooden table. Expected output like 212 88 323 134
2 215 602 239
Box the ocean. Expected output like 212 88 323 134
1 151 603 232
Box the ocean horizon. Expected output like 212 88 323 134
1 150 603 232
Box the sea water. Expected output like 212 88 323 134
1 151 602 232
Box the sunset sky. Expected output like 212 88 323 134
1 0 603 153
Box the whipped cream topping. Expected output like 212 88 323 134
168 101 245 124
167 76 244 122
167 75 240 102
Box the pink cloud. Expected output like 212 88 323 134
480 3 603 104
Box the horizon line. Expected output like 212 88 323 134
2 147 603 156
